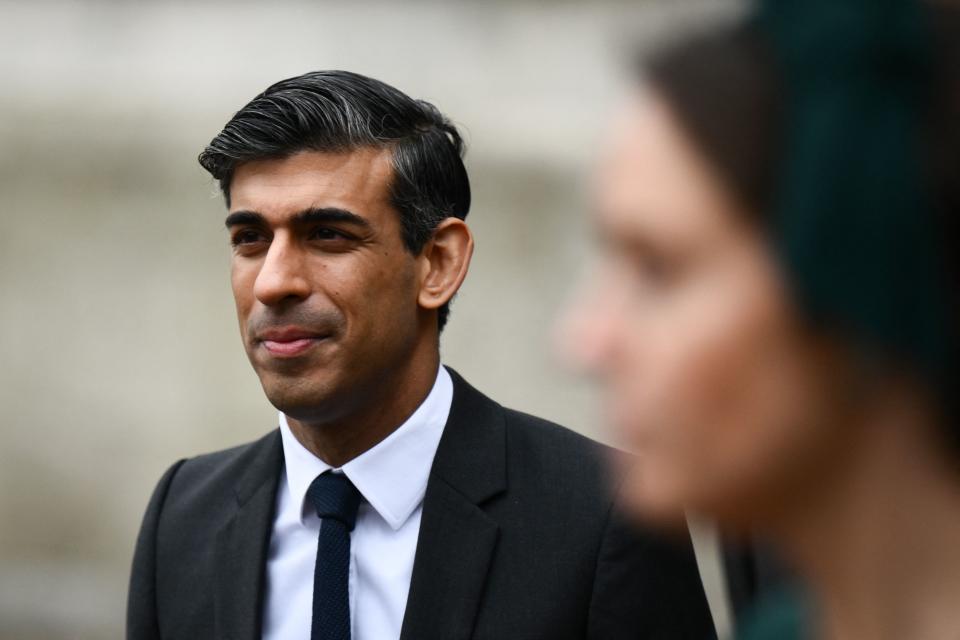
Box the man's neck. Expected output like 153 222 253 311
286 354 441 468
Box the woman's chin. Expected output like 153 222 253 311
617 461 694 530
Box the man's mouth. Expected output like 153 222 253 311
256 327 330 357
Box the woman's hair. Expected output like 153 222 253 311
645 9 960 227
642 4 960 453
646 22 785 220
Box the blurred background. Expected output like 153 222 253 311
0 1 739 638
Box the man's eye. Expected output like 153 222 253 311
310 227 349 241
231 229 266 246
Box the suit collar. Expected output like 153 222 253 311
399 367 507 640
428 366 507 505
215 430 283 640
233 429 284 506
213 369 509 640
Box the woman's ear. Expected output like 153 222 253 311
417 217 474 312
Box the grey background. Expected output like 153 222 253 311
0 1 738 638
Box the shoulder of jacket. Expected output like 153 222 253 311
161 429 279 504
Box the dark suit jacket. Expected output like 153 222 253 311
128 369 716 639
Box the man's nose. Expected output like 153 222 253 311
253 235 311 306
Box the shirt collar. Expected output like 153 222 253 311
279 366 453 531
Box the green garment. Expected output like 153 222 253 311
757 0 950 387
736 588 811 640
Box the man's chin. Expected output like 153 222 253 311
258 374 339 421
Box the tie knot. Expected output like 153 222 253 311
306 472 362 531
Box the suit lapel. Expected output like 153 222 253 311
399 368 507 640
213 431 283 640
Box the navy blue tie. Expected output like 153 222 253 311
306 472 362 640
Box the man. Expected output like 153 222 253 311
127 70 715 640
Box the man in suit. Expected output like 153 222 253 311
127 70 716 640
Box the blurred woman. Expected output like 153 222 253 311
561 1 960 638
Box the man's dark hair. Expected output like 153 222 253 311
198 70 471 331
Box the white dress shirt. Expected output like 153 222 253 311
261 366 453 640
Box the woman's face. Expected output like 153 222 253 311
561 92 857 527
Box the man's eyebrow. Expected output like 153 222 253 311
224 210 266 228
224 208 372 229
293 207 371 229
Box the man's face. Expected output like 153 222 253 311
226 148 424 424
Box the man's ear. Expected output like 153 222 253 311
417 217 474 311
